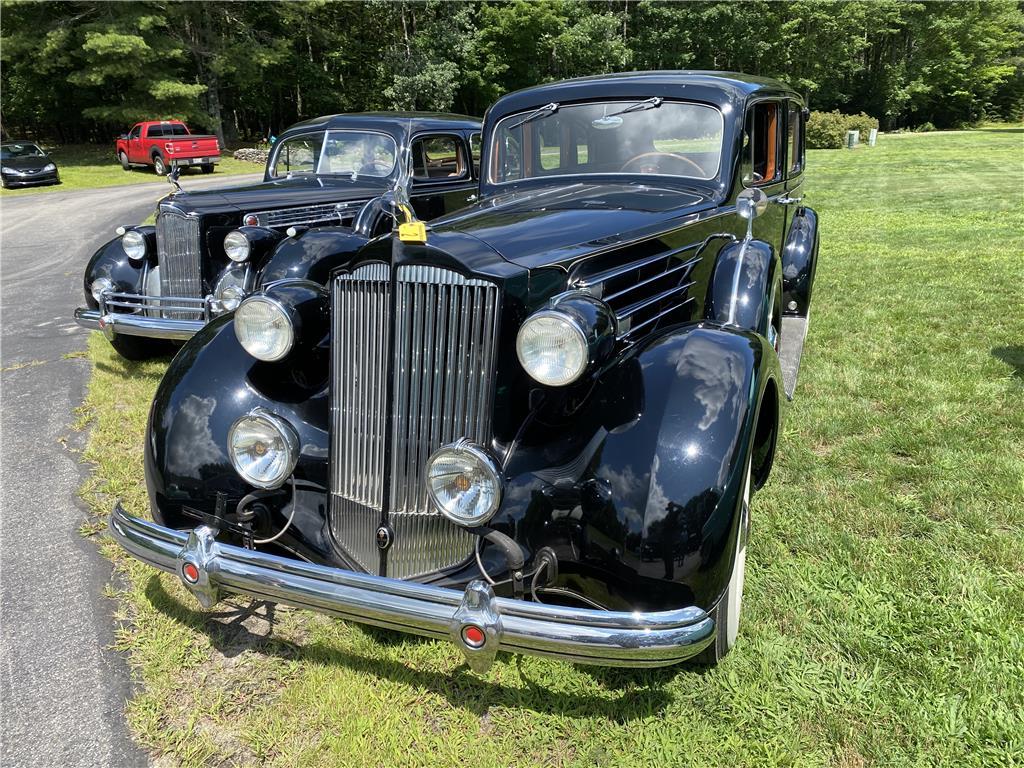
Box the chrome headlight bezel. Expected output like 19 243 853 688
516 309 590 387
121 229 147 262
227 409 299 489
224 230 251 262
213 267 248 313
234 294 294 361
425 440 504 527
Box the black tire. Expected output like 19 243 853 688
119 151 130 171
201 164 215 174
108 334 174 361
152 154 167 176
692 456 751 665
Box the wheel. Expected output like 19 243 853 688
119 151 130 171
108 334 174 361
693 455 751 664
152 154 167 176
201 164 215 174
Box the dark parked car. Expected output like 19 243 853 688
110 72 818 671
1 141 60 188
75 112 481 359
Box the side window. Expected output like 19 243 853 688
128 125 141 140
147 125 164 138
412 135 467 180
745 102 781 186
538 123 561 171
787 104 803 176
271 133 323 177
470 133 481 177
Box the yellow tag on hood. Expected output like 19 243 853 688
398 221 427 244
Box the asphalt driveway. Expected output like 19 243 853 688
0 173 259 767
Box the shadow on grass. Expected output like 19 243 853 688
95 353 176 382
992 346 1024 380
977 127 1024 134
144 576 691 719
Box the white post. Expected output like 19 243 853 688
868 128 878 146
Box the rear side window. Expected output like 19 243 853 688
746 102 781 186
146 125 164 138
787 105 803 175
412 135 467 180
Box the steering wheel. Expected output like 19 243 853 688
620 152 706 177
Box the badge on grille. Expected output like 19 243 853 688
375 525 393 551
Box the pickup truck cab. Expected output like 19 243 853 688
116 121 220 176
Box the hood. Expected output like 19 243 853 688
162 175 393 216
435 182 718 269
2 154 52 171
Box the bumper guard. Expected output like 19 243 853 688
109 504 715 671
75 290 214 341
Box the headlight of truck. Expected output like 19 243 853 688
234 295 293 361
121 230 147 262
224 230 251 262
91 277 114 303
228 409 298 489
516 310 589 386
425 440 503 526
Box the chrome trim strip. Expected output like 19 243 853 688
74 308 203 340
109 504 715 671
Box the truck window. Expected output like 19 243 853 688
167 124 189 137
146 125 165 138
128 125 141 140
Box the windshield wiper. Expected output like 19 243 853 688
508 102 559 131
603 97 663 119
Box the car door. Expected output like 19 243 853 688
741 100 788 249
780 99 806 232
408 133 477 220
127 124 144 163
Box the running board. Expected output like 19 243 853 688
778 316 809 400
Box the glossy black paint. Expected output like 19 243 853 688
0 141 60 187
144 73 818 616
781 206 819 316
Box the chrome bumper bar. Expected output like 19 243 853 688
74 291 213 341
109 505 715 671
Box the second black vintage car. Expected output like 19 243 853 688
75 112 481 359
110 72 818 671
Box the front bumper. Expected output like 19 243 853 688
74 290 213 341
2 171 59 187
109 504 715 671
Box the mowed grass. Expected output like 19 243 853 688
79 128 1024 767
0 142 260 197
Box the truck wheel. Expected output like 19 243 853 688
152 155 167 176
201 164 215 174
119 151 130 171
693 455 751 665
109 334 174 361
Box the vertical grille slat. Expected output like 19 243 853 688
155 210 202 319
329 263 501 580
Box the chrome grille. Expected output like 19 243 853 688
155 209 203 319
250 201 367 229
329 264 501 579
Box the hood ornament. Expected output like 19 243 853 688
167 166 183 195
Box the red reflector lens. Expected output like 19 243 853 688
462 625 486 647
181 562 200 583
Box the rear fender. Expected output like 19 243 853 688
494 323 780 611
704 238 779 335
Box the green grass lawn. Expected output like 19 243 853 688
79 128 1023 767
0 143 261 197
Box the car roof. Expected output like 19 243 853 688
282 112 482 135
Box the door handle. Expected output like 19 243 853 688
466 194 478 203
776 195 803 205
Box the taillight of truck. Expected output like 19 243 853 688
164 142 175 154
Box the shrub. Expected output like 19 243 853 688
916 122 936 133
806 110 880 149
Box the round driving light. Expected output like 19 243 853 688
228 410 299 489
220 285 246 312
516 310 588 387
213 268 248 313
243 214 259 227
234 296 293 361
224 230 251 262
121 230 147 262
91 277 114 303
425 441 503 527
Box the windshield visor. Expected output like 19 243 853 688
489 101 724 184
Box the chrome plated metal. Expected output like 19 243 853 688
776 195 803 205
110 504 715 670
778 315 809 400
155 208 203 319
247 201 368 229
74 304 205 340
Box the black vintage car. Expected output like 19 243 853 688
110 72 818 670
1 141 61 188
75 112 481 359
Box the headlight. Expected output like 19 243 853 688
42 163 56 172
1 166 14 174
213 268 247 313
228 410 299 489
224 230 251 262
516 310 588 386
234 295 293 361
91 277 114 303
121 230 147 262
425 440 503 526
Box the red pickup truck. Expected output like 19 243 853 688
116 120 220 176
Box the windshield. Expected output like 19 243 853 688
1 143 44 160
270 130 398 179
490 100 724 184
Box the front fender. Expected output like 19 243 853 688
494 323 780 612
81 227 154 308
145 316 331 558
257 228 372 286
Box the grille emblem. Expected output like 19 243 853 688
376 525 393 551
